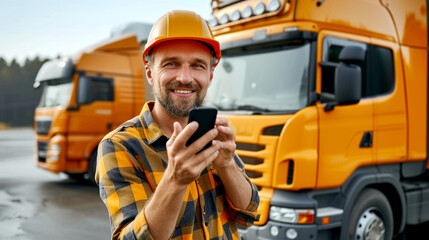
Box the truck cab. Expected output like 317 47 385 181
206 0 428 239
34 31 150 183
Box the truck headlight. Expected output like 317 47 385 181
270 206 315 224
50 144 61 152
48 144 61 162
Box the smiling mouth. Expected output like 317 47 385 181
173 89 194 94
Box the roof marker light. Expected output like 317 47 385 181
231 9 241 21
254 2 266 16
208 17 219 28
268 0 281 12
242 5 253 18
219 13 230 25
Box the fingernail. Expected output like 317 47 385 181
190 122 198 130
212 140 220 146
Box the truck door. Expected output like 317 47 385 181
369 40 406 166
111 75 138 128
316 32 374 188
67 74 114 161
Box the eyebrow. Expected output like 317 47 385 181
159 56 209 68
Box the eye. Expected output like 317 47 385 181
193 63 206 69
163 62 176 68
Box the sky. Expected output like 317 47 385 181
0 0 212 65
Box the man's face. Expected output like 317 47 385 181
146 40 214 118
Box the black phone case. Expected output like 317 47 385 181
186 107 218 152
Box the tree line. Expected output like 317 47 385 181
0 56 50 128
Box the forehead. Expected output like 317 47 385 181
152 40 212 62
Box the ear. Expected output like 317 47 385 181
208 68 214 86
145 64 154 85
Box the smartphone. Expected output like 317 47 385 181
186 107 218 152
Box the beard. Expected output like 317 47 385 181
153 81 203 118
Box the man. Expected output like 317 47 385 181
96 10 259 240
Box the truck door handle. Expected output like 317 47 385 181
359 131 373 148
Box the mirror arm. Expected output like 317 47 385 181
324 102 336 112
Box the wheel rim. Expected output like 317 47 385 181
355 208 385 240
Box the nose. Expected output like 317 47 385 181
176 65 193 84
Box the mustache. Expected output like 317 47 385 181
166 81 201 91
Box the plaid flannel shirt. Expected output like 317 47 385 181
96 101 260 240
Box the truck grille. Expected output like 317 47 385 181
36 119 52 135
228 118 289 188
240 156 264 178
37 141 48 162
236 142 267 184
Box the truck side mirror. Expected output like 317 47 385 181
325 46 365 111
78 76 91 105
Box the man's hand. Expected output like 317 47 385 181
213 117 237 169
164 121 220 186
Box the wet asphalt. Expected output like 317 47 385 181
0 129 110 240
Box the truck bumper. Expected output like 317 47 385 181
239 222 317 240
238 188 344 239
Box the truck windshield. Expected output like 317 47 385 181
38 77 73 107
205 43 311 112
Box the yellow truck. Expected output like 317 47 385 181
33 23 152 183
206 0 428 239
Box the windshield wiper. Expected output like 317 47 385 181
236 105 271 112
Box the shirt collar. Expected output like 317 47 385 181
139 101 167 145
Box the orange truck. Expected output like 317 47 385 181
206 0 428 239
33 23 152 183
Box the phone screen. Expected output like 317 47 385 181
186 107 218 152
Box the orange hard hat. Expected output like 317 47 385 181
142 10 221 67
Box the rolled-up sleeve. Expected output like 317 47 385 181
225 154 260 226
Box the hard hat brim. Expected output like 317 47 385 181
142 37 221 67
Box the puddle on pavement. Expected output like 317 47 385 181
0 190 36 239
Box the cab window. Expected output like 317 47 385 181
78 76 114 105
320 37 394 102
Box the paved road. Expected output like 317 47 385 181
0 129 110 240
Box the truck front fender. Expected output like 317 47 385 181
340 167 406 239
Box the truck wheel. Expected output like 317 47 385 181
346 188 393 240
66 173 86 182
87 151 98 185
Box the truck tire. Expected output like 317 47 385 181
87 151 98 185
66 173 86 182
346 188 393 240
